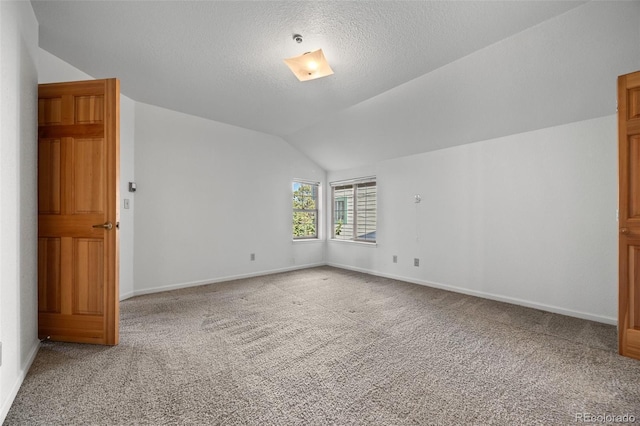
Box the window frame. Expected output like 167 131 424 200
292 180 320 240
330 177 376 243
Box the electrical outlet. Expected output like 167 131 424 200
123 199 130 209
414 258 420 267
250 253 255 261
393 255 398 263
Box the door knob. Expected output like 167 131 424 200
92 222 113 231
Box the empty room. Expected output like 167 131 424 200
2 0 640 424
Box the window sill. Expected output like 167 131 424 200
328 239 377 247
292 238 324 244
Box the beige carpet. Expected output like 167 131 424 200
5 266 640 425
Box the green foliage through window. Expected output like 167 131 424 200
293 182 318 239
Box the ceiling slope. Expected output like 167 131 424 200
285 1 640 170
31 1 637 170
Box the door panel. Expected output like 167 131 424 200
73 238 104 315
628 245 640 328
73 138 105 213
38 139 61 214
75 95 104 124
628 88 640 120
38 79 119 345
38 97 62 125
628 136 640 218
38 238 61 314
619 70 640 360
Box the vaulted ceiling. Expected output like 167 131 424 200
32 1 640 170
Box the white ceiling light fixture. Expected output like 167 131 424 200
284 34 334 82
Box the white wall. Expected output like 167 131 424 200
133 102 325 294
119 96 135 299
327 115 617 324
0 1 40 422
38 48 136 300
38 48 93 83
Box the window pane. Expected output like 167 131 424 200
293 181 318 239
334 199 346 223
356 183 376 241
333 186 353 240
331 180 376 242
293 212 316 238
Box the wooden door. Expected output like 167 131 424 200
38 79 120 345
619 70 640 360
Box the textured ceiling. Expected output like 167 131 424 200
288 1 640 170
32 1 638 170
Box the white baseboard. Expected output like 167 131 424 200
327 262 617 325
120 290 135 301
123 260 616 325
130 262 327 297
0 339 40 424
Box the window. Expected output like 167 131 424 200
292 181 319 239
334 197 347 223
331 178 376 242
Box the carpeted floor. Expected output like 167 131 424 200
4 266 640 425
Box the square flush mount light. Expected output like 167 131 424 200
284 34 334 82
